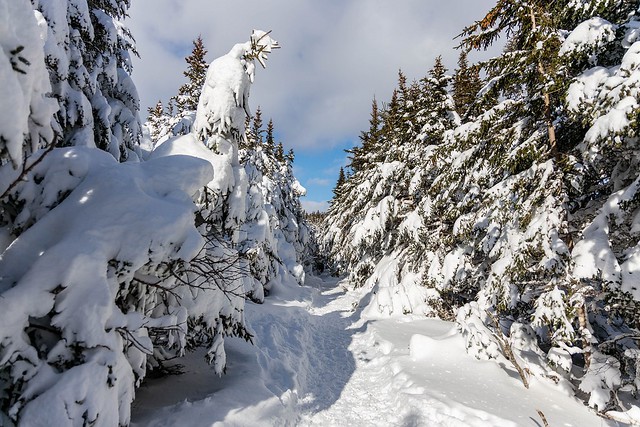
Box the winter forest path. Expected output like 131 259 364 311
131 275 615 427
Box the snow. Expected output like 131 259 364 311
572 177 639 291
194 30 279 142
131 275 619 427
560 17 616 61
0 146 214 425
0 0 56 167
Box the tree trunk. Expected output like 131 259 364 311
529 6 558 160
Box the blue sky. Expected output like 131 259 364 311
127 0 496 211
292 140 352 212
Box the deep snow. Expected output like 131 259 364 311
131 275 622 427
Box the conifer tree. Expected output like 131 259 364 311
333 167 346 198
416 56 460 146
322 0 640 417
347 97 381 173
34 0 141 161
266 118 276 154
452 50 483 121
275 142 285 162
381 89 402 156
448 0 640 413
251 106 264 145
174 36 209 114
146 100 171 142
286 148 295 163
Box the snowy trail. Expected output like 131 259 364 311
132 275 620 427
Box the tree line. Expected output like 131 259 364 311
323 0 640 418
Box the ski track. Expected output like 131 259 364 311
132 275 619 427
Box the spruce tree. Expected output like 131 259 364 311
34 0 141 161
416 56 459 146
146 100 170 142
174 36 209 114
447 0 640 413
452 50 483 121
383 89 400 137
251 106 264 145
275 142 285 162
347 97 381 173
266 118 276 154
333 167 346 198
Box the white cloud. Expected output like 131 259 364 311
127 0 496 151
301 200 330 213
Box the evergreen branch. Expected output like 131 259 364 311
0 142 56 200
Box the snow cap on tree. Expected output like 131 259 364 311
194 30 279 143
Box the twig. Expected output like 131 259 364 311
536 409 550 427
598 333 640 349
0 143 55 200
599 411 640 426
485 309 529 389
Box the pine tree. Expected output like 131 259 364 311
174 36 209 114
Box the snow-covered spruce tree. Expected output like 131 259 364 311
33 0 141 161
143 37 210 147
0 0 59 245
434 0 586 360
443 0 640 416
345 97 383 174
174 35 209 115
333 167 346 198
147 31 281 372
561 2 640 414
150 30 310 372
144 35 247 147
322 58 460 315
145 100 173 143
0 0 56 172
452 50 484 122
0 4 221 426
239 111 310 301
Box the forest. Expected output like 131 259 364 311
1 0 640 426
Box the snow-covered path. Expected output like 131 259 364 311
131 275 619 427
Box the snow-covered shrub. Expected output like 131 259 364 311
579 350 623 411
0 147 213 426
146 30 311 374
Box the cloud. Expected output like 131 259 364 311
301 200 330 213
126 0 496 153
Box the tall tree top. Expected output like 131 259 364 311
452 50 483 121
175 35 209 113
